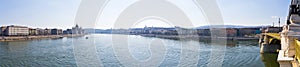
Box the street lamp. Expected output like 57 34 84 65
278 18 281 27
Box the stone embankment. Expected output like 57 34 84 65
140 34 259 40
0 34 85 42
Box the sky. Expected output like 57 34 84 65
0 0 291 29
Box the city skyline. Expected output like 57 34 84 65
0 0 290 29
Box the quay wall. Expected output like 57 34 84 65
0 34 85 42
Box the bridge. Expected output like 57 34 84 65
258 0 300 67
260 27 300 67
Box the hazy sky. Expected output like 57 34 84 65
0 0 290 29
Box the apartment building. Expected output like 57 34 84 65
4 25 29 36
51 29 63 35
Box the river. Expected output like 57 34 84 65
0 34 278 67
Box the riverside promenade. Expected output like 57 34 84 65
0 34 85 42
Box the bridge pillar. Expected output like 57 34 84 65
260 35 281 53
260 35 269 53
278 50 293 67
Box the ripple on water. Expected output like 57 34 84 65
0 34 267 67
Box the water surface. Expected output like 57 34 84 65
0 34 277 67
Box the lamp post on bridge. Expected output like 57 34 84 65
278 18 281 27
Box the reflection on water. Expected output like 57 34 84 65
260 53 279 67
0 34 279 67
0 39 77 67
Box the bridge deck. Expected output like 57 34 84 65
263 33 281 40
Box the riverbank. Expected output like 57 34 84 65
140 34 259 41
0 34 85 42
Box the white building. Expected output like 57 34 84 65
4 25 29 36
71 24 83 34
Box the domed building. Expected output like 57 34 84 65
70 24 84 34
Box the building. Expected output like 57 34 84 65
197 29 211 36
129 28 143 34
36 28 45 35
71 24 84 34
62 24 84 34
63 30 68 34
261 27 282 33
29 28 38 35
0 26 7 36
4 25 29 36
226 28 238 37
44 28 51 35
63 29 73 34
237 28 261 37
175 27 197 35
0 24 85 36
51 29 63 35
